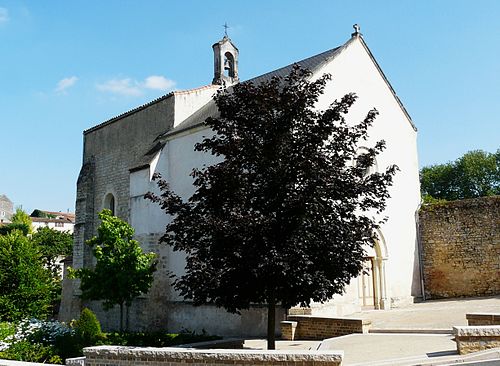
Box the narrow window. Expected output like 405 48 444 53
224 52 235 78
104 193 116 215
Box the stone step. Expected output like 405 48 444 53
369 328 453 335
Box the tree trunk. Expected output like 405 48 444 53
119 302 124 333
267 293 276 350
126 304 130 332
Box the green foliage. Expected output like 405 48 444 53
0 223 30 236
147 66 397 348
32 227 73 278
0 316 218 363
100 330 220 347
0 322 15 340
70 210 157 331
0 340 61 364
0 319 74 364
10 208 32 234
30 209 56 219
421 149 500 202
0 231 56 321
73 308 103 346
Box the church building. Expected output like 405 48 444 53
60 26 421 336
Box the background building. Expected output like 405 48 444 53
0 194 13 224
30 210 75 233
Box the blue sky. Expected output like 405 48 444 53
1 1 499 213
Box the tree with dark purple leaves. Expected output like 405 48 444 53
146 66 397 349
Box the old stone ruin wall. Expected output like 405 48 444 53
419 196 500 299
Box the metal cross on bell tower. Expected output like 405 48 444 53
352 23 362 37
223 22 229 38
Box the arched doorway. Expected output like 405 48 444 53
358 230 389 310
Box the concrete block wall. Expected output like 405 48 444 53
419 196 500 299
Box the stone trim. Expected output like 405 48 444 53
65 357 85 365
453 325 500 355
288 307 312 315
281 315 371 340
83 346 343 365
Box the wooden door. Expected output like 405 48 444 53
358 258 375 309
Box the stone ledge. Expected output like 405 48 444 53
453 325 500 355
83 345 343 365
65 357 85 366
454 325 500 337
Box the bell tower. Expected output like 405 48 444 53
212 34 239 86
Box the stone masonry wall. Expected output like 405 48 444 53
283 315 371 340
453 326 500 355
419 196 500 299
60 96 176 325
83 346 344 366
467 313 500 326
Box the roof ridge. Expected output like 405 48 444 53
173 84 219 95
245 45 344 85
85 36 406 137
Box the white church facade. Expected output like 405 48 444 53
61 26 421 336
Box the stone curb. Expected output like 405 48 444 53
369 328 453 334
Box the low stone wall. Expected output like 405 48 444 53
281 315 371 341
82 346 343 366
419 196 500 299
453 326 500 355
467 313 500 326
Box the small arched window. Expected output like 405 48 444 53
104 193 115 215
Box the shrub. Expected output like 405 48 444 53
0 340 61 364
100 330 221 347
0 322 15 340
73 308 103 346
0 319 73 364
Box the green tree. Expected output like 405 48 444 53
70 210 157 332
147 66 397 349
0 230 55 321
0 223 30 236
10 208 32 234
32 227 73 278
420 149 499 202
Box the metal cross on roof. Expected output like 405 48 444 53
223 22 229 37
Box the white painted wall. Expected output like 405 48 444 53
32 220 74 233
173 86 219 127
312 36 421 309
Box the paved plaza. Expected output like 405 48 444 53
351 295 500 331
245 296 500 365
